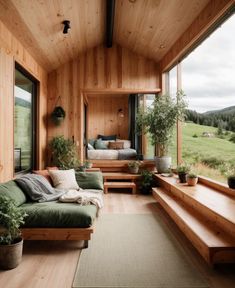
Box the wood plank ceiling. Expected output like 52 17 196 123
0 0 210 71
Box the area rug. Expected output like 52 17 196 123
73 214 209 288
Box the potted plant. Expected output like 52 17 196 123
49 135 80 169
136 90 187 173
51 106 66 125
226 167 235 189
186 172 198 186
84 160 93 169
176 163 190 183
127 161 141 174
0 196 27 269
140 170 154 194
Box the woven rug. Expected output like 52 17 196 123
73 214 209 288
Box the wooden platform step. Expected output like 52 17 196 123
102 172 141 181
104 181 136 194
155 175 235 238
152 187 235 265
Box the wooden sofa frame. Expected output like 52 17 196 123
21 226 94 248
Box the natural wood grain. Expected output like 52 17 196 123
0 0 105 71
22 227 93 241
104 182 136 194
87 94 129 139
1 194 235 287
155 174 235 238
152 187 235 264
115 0 210 63
47 44 159 164
0 18 47 181
92 160 156 172
0 50 14 181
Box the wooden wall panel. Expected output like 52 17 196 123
87 94 129 140
0 50 14 181
47 44 159 162
0 19 47 182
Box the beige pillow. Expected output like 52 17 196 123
108 141 124 150
48 169 79 190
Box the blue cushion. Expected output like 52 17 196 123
98 134 117 141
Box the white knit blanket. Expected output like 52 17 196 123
59 189 104 215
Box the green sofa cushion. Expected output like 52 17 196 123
21 201 97 228
0 180 27 206
76 172 104 190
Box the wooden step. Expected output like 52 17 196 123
155 175 235 238
152 187 235 264
103 172 141 181
104 181 136 194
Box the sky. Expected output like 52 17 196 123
171 13 235 113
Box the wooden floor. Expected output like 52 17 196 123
1 192 235 288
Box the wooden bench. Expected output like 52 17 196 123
104 181 136 194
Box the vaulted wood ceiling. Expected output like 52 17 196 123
0 0 210 71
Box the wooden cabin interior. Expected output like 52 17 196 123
0 0 235 287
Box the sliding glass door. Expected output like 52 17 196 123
14 65 37 173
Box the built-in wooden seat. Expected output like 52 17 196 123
156 175 235 238
153 188 235 265
104 181 136 194
153 175 235 264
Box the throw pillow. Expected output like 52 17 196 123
87 143 95 150
98 134 117 141
108 141 124 150
116 139 131 149
48 169 79 190
88 139 96 147
75 172 104 190
94 138 107 149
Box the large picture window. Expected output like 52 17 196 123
166 13 235 184
14 65 37 173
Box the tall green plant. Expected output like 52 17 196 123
136 90 187 156
0 196 27 245
49 135 80 169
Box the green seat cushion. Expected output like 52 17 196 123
0 180 27 206
21 201 97 228
76 172 104 190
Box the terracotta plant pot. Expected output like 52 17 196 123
178 172 187 183
0 238 23 270
187 177 198 186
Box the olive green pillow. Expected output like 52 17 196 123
75 172 103 190
0 180 27 206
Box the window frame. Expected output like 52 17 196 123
14 62 38 174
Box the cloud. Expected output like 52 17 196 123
179 14 235 112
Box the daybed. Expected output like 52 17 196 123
87 137 137 160
0 171 104 248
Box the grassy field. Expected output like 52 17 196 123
169 122 235 183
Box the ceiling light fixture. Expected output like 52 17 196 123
62 20 71 34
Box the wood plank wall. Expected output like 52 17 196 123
0 19 47 182
47 44 159 162
87 94 129 140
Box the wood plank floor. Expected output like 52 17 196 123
0 192 235 288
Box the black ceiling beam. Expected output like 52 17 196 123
106 0 116 48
